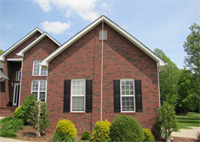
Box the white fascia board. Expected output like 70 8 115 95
7 58 23 61
0 28 43 61
17 33 46 57
41 15 165 68
41 17 103 67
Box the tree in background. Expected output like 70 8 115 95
176 69 198 114
0 49 3 55
183 23 200 112
154 48 180 106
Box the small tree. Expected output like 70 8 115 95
158 102 179 142
28 100 50 137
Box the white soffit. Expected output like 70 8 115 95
40 15 165 68
0 28 43 61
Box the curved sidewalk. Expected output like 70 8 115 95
0 137 30 142
171 127 200 139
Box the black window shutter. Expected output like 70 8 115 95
86 80 92 112
64 80 71 112
114 80 120 112
135 80 142 112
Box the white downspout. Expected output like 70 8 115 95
100 20 104 121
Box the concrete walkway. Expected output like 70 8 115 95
0 137 30 142
171 127 200 139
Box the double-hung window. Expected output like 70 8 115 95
31 80 47 101
71 79 85 112
121 79 135 112
33 60 47 76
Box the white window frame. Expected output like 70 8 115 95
120 79 135 112
16 69 21 81
99 30 107 40
32 60 47 76
31 80 47 102
71 79 86 112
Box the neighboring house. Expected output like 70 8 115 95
0 15 165 135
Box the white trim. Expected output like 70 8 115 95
17 33 61 57
7 58 23 61
32 60 48 76
0 28 42 61
31 80 47 102
120 79 136 112
70 79 86 112
41 15 165 68
13 83 20 106
18 59 24 106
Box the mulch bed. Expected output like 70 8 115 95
12 126 199 142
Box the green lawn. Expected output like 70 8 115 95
176 112 200 129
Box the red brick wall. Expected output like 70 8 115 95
20 37 59 104
47 23 159 135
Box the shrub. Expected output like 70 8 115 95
196 131 200 140
14 106 21 117
110 115 144 141
81 131 90 140
15 94 36 124
0 116 13 125
143 128 155 141
0 130 17 138
91 119 111 141
158 102 179 141
1 118 24 133
52 131 73 142
55 119 77 140
27 100 50 137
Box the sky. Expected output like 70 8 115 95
0 0 199 69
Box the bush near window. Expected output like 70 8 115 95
110 115 144 141
14 94 36 124
91 119 111 141
14 106 21 117
143 128 155 141
53 119 77 141
81 131 90 140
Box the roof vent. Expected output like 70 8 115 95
99 30 107 40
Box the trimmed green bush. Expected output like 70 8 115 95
143 128 155 141
0 116 13 125
110 115 144 141
81 131 90 140
54 119 77 140
91 119 111 141
15 94 36 124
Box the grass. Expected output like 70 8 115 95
176 112 200 129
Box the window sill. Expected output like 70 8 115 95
70 112 85 114
121 112 136 114
32 75 47 77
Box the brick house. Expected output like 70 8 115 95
0 15 165 135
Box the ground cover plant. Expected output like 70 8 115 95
176 112 200 129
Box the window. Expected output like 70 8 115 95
33 60 47 76
16 69 21 81
99 30 107 40
31 80 47 101
121 79 135 112
71 79 85 112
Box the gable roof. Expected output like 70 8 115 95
16 32 61 57
0 28 42 61
41 15 166 69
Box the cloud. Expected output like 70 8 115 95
101 2 113 12
5 23 12 29
34 0 99 21
41 21 71 34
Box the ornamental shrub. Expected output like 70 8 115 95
1 118 24 133
143 128 155 141
91 119 111 141
15 94 36 124
110 115 144 141
55 119 77 140
52 131 73 142
14 106 21 117
0 116 13 125
81 131 90 140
